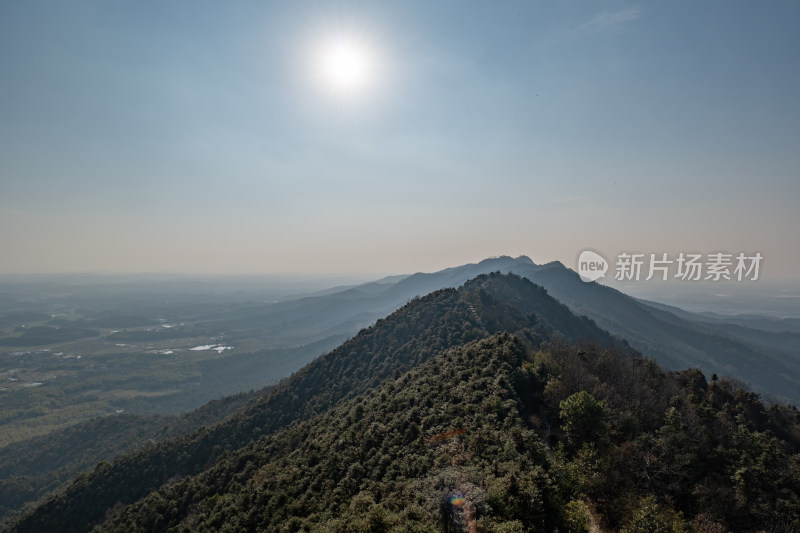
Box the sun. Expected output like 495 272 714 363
323 41 367 90
315 35 375 96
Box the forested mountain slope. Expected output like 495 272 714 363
23 332 800 532
7 273 617 533
96 334 800 532
7 273 800 532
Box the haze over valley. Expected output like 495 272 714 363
1 1 799 530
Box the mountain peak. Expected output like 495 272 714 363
477 255 535 267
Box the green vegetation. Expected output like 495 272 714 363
558 390 609 451
91 335 799 532
5 273 798 532
96 334 564 532
5 273 618 532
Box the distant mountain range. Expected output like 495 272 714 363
210 255 800 405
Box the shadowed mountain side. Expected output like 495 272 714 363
518 263 800 404
639 298 800 351
185 255 798 403
190 256 543 346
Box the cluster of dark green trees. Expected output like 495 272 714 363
541 341 800 531
4 274 799 532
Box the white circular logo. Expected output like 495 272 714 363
577 250 608 282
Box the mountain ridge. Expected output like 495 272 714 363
7 273 617 533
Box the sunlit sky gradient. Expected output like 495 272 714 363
1 1 799 278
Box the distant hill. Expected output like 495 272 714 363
199 256 545 347
515 261 800 404
230 255 799 404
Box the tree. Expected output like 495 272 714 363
559 391 609 451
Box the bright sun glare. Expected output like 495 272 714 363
316 36 374 96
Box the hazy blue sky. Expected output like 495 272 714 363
1 1 798 278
